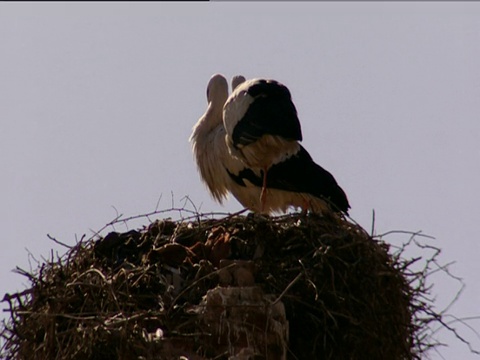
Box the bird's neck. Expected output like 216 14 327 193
199 102 223 133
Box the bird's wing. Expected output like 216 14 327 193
225 79 303 149
230 146 350 213
226 167 262 188
267 146 350 212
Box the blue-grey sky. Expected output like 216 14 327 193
1 3 479 359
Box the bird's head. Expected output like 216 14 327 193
231 75 246 91
207 74 228 107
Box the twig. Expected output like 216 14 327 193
47 234 72 249
376 230 435 240
270 272 304 306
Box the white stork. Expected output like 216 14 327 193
190 74 262 211
190 74 349 214
223 77 350 214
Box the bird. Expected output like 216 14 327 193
223 76 350 214
223 78 302 209
190 74 349 215
189 74 264 211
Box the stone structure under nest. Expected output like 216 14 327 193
1 212 432 359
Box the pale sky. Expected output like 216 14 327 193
1 3 479 359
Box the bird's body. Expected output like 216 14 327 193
190 74 350 215
223 76 350 214
224 79 302 170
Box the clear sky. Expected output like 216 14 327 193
1 3 479 359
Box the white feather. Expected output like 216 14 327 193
223 83 256 141
190 74 261 209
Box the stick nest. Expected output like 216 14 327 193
1 212 439 359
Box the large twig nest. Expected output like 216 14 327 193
1 212 438 359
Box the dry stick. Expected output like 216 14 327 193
46 234 72 249
428 309 480 355
377 230 435 240
167 262 238 314
371 209 376 237
154 194 163 212
90 202 251 243
436 315 480 340
265 271 304 359
67 268 123 315
399 234 480 356
14 312 98 321
270 272 304 307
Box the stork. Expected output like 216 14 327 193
223 77 350 213
190 74 349 215
190 74 264 212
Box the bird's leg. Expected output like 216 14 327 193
260 166 268 213
301 199 310 214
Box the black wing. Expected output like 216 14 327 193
227 146 350 213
